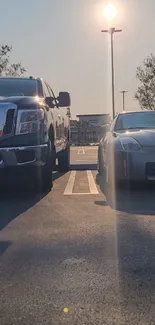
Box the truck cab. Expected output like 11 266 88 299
0 76 71 191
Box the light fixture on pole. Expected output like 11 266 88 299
120 90 128 111
102 3 122 120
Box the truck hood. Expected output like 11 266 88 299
117 129 155 146
0 96 43 109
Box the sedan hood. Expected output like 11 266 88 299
117 129 155 146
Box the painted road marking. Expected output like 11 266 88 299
77 148 85 155
63 171 99 195
65 193 96 196
63 171 76 195
75 159 89 162
87 170 99 194
71 147 97 150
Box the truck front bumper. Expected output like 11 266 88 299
0 144 48 168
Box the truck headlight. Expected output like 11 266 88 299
120 137 143 152
16 109 44 135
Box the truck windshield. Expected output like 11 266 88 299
0 78 38 97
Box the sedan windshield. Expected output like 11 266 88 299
115 112 155 130
0 78 38 97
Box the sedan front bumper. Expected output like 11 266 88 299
114 150 155 182
0 144 48 168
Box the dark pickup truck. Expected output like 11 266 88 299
0 77 71 191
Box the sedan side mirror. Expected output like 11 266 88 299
58 92 71 107
45 97 54 108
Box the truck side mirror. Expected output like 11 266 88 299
45 97 55 108
58 92 70 107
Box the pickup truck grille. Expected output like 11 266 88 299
0 103 17 139
3 109 15 135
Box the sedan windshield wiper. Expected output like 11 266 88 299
127 127 146 130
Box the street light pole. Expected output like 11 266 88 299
102 27 122 119
120 90 128 111
110 30 115 120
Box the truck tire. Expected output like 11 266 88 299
49 127 56 170
58 145 70 172
38 141 53 192
52 145 56 171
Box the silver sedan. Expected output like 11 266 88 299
98 110 155 186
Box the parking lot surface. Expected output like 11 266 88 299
1 146 155 325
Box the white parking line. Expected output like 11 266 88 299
63 170 99 196
87 170 99 194
64 171 76 195
71 147 97 150
66 193 94 195
77 148 85 155
76 160 88 162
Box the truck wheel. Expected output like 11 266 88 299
58 145 70 172
49 126 56 170
52 145 56 171
39 141 53 192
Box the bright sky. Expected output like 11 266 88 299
0 0 154 118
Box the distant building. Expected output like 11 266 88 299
70 114 110 144
76 114 111 127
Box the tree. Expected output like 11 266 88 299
0 45 26 77
135 54 155 110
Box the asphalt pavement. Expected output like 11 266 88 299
1 146 155 324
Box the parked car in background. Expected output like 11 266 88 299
98 111 155 187
0 77 70 192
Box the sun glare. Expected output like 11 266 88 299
103 3 117 21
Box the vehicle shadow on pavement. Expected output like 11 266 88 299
0 168 63 232
0 184 46 232
96 173 155 215
53 171 65 181
0 241 11 257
